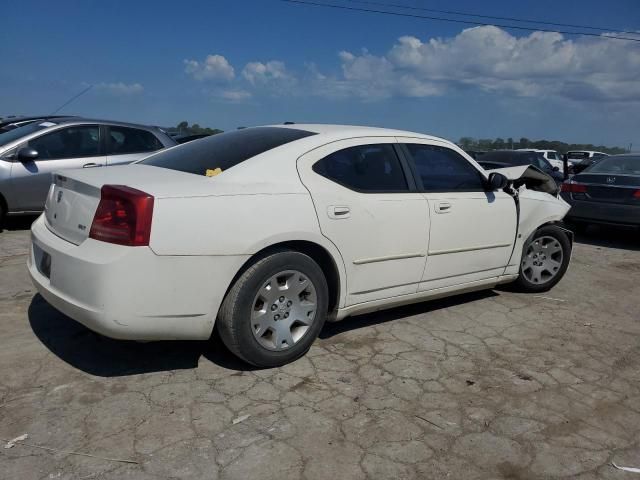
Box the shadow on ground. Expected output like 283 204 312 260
1 215 39 232
29 289 499 377
28 294 254 377
571 223 640 251
320 289 498 339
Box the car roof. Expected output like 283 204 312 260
271 123 446 142
41 117 163 130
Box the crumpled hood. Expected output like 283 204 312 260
485 165 559 195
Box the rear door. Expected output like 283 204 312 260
106 125 165 165
9 125 104 211
398 139 517 290
297 137 429 305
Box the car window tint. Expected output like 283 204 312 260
405 144 484 191
312 144 408 192
142 127 316 175
0 122 53 147
28 126 99 160
588 156 640 174
108 126 163 155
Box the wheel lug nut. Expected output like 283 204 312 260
271 304 277 311
279 296 285 302
284 312 289 318
274 314 280 320
287 301 292 307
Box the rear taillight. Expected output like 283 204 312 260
634 190 640 199
561 181 587 193
89 185 154 246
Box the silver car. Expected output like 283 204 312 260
0 117 176 222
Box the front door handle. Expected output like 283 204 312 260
435 201 452 213
83 162 100 168
328 206 351 219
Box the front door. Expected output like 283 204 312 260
297 138 429 306
10 125 105 211
398 140 517 290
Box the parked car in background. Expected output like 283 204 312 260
0 115 75 133
0 117 176 222
464 150 487 160
561 154 640 229
518 149 564 172
477 150 564 185
567 151 610 175
565 150 608 166
28 124 572 367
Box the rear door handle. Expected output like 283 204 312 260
328 206 351 219
83 162 100 168
435 201 452 213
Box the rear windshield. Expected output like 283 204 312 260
586 156 640 175
567 152 589 160
0 121 55 148
140 127 316 175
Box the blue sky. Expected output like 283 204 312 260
1 0 639 148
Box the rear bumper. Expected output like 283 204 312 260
28 215 248 340
561 194 640 226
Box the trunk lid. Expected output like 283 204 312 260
45 174 101 245
573 173 640 205
43 164 213 245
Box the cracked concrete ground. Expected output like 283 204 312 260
1 217 639 479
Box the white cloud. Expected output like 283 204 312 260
330 27 640 102
242 61 295 87
184 54 235 81
182 29 640 104
95 82 144 95
219 89 252 101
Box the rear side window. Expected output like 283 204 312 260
108 126 163 155
405 144 485 191
28 126 100 160
313 144 408 192
141 127 316 175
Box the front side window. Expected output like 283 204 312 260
312 144 408 192
0 121 57 148
108 126 163 155
405 144 485 191
28 126 100 160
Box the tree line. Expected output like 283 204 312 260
458 137 627 155
169 121 223 136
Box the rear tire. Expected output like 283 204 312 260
514 225 571 293
217 250 328 368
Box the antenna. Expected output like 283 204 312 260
50 84 93 115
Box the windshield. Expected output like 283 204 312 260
0 121 54 148
140 126 316 175
585 156 640 175
567 152 588 160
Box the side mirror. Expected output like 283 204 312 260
487 172 508 190
17 147 39 161
553 166 560 172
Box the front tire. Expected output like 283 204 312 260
217 250 328 368
514 225 571 293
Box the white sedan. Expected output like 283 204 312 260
28 125 572 367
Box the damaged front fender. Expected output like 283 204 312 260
486 165 559 195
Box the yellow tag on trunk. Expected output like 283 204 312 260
205 168 222 177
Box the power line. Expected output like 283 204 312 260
279 0 640 43
345 0 639 35
50 84 93 115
